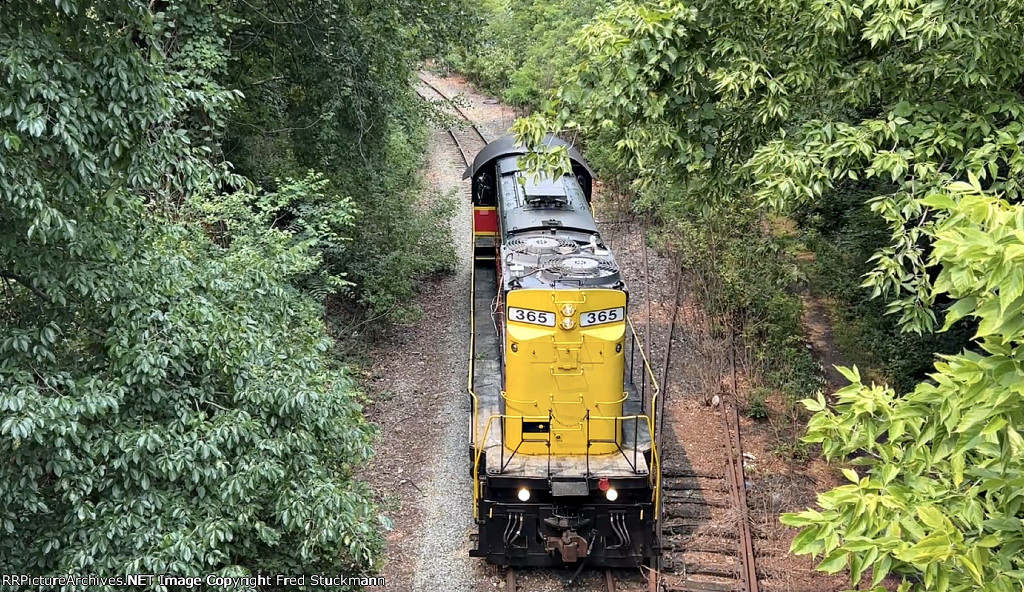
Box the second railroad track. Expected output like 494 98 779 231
416 73 490 167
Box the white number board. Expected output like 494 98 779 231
580 307 624 327
508 307 556 327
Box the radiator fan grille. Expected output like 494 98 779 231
507 235 578 256
548 255 618 278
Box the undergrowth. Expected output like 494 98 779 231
796 184 974 393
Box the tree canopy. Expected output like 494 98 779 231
7 0 1024 588
513 1 1024 590
1 0 465 586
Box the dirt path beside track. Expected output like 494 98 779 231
360 88 479 592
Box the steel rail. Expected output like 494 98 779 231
656 274 760 592
423 72 667 590
725 332 759 592
644 216 661 592
414 89 471 167
605 569 617 592
725 399 759 592
422 76 482 514
416 74 491 146
659 414 760 592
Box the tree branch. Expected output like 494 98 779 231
0 270 49 303
1 270 107 339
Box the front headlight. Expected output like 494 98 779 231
605 488 618 502
517 488 531 502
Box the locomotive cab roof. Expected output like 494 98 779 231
463 134 595 181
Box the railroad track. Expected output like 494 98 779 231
655 397 760 592
648 275 759 592
417 71 771 592
421 72 622 592
415 73 490 166
505 567 620 592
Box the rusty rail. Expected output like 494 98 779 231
658 407 759 592
656 275 760 592
417 74 491 146
657 400 759 592
722 397 759 592
413 88 471 167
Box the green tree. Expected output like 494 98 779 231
1 2 380 587
223 0 458 322
512 1 1024 589
448 0 609 108
784 179 1024 591
518 0 1024 331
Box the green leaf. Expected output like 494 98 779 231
817 549 850 574
920 193 957 210
836 365 861 384
941 297 977 331
917 506 949 531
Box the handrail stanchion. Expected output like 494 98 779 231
634 415 639 469
626 331 634 383
500 415 506 471
585 410 591 478
546 410 552 478
641 365 647 413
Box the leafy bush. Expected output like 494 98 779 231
335 130 458 323
653 197 821 408
449 0 607 108
2 218 380 585
0 0 477 581
224 0 458 325
787 184 1024 588
747 387 770 420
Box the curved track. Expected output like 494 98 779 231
417 75 491 145
416 73 632 592
415 75 490 168
417 74 627 592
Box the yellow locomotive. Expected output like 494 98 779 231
465 136 661 569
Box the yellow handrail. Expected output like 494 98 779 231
627 316 661 406
467 236 480 454
626 316 663 517
468 253 663 521
500 390 538 405
472 414 545 518
471 413 661 519
588 414 662 515
595 391 630 405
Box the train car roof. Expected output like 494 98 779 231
463 134 595 180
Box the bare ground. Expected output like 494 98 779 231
361 94 483 592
